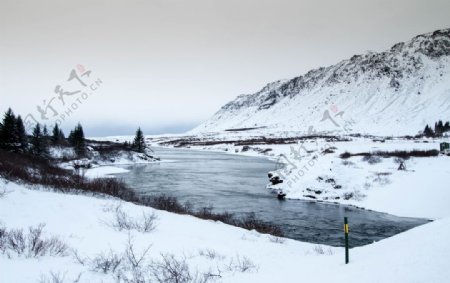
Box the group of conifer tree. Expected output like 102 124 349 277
0 107 147 158
423 120 450 137
0 108 86 157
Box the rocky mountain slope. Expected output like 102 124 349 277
191 29 450 136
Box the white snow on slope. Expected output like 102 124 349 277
191 29 450 136
1 180 450 283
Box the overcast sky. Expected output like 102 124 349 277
1 0 449 136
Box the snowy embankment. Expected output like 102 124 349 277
51 142 160 179
1 179 450 283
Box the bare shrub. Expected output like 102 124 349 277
341 160 354 166
38 271 66 283
373 173 392 186
0 149 137 202
362 155 382 164
140 211 158 233
312 245 334 255
146 195 189 214
225 255 257 273
0 225 6 253
71 249 88 265
193 206 234 223
268 236 286 244
1 224 68 258
6 228 26 255
114 236 153 283
143 195 283 237
198 249 224 260
237 212 283 237
124 235 152 270
112 207 135 231
340 149 439 159
151 254 192 283
90 249 122 274
110 206 158 233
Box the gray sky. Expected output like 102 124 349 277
1 0 449 136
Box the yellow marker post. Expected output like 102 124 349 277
344 217 349 264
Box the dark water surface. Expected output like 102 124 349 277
114 147 428 247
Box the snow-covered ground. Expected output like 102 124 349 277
1 179 450 283
2 134 447 282
84 166 130 179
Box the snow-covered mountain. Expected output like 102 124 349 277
192 29 450 136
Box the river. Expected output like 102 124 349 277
113 147 428 247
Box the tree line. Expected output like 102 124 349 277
423 120 450 137
0 107 147 158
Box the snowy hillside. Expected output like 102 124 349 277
2 179 450 283
191 29 450 136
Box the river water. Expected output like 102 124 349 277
113 147 428 247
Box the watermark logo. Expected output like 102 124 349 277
275 105 356 188
23 65 103 132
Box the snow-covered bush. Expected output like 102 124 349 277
198 248 225 260
225 255 258 273
341 160 354 166
38 271 66 283
0 224 68 258
90 249 122 274
362 155 382 164
110 206 158 233
312 245 333 255
269 236 286 244
151 254 194 283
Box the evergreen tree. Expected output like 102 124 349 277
424 124 434 137
0 108 18 151
42 124 50 149
444 121 450 132
68 123 86 156
51 123 65 145
15 115 28 152
435 120 444 136
30 123 48 156
132 127 146 153
59 129 65 142
43 125 49 137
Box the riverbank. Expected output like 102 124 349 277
1 178 449 283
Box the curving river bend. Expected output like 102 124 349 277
113 147 428 247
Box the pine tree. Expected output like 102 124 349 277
52 123 60 145
435 120 444 136
132 127 146 153
51 123 65 145
43 125 49 137
15 115 28 152
0 108 18 151
69 123 86 156
424 124 434 137
59 129 65 142
444 121 450 132
42 124 50 149
30 123 48 156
